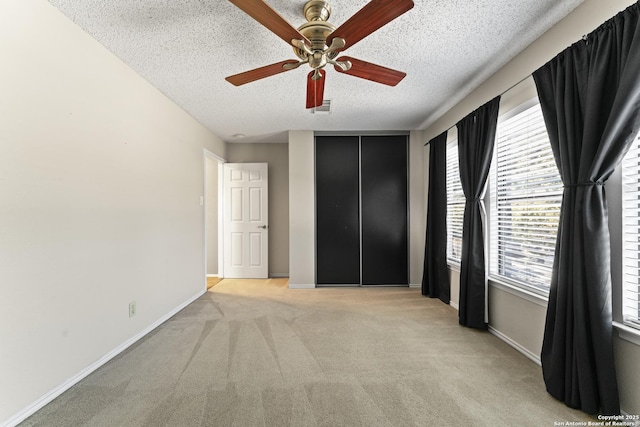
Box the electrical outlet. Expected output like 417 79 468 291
129 301 136 318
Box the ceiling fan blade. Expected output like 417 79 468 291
334 56 406 86
225 60 300 86
328 0 414 52
228 0 310 46
306 69 326 109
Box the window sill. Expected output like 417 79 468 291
488 276 549 308
613 321 640 347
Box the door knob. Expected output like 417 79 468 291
258 225 268 229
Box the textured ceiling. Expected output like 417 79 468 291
48 0 584 143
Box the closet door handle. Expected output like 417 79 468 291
257 225 268 229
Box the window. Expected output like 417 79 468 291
622 131 640 329
489 102 563 293
446 140 464 264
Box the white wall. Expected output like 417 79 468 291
423 0 640 416
409 131 426 287
0 1 226 424
288 131 315 288
288 131 426 288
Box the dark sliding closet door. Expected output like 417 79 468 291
316 134 408 286
361 136 408 285
316 136 360 284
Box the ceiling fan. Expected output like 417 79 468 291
225 0 414 109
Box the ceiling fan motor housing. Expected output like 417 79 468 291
294 1 336 66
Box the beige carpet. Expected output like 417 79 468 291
21 279 594 426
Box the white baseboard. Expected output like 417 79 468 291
444 301 540 366
206 274 220 278
3 289 206 427
289 283 315 289
488 325 541 366
409 283 421 289
269 273 289 278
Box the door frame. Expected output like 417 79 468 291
203 149 226 286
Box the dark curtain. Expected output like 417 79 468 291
422 131 450 303
532 2 640 415
456 96 501 330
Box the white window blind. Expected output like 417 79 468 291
622 132 640 329
446 140 464 264
489 102 562 293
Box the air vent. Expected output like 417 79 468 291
311 99 331 114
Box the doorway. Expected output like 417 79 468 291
222 162 269 279
204 150 225 283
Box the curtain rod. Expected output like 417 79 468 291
424 73 533 146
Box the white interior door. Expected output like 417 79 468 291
223 163 268 278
